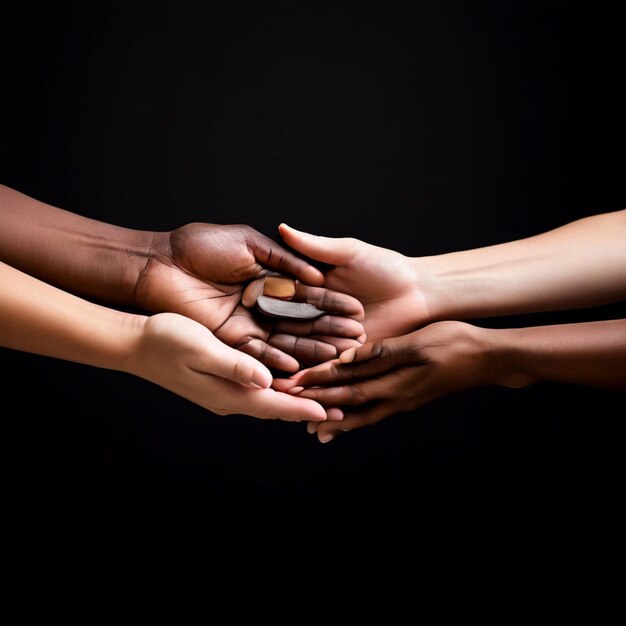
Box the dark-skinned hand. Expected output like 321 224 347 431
136 223 365 372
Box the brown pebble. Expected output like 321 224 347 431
264 276 296 299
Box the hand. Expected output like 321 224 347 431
279 224 428 341
277 321 496 441
135 223 365 372
125 312 329 421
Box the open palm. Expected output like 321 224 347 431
134 223 365 371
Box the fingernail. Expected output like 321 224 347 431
319 433 335 444
339 348 356 364
341 428 352 432
251 368 272 389
288 386 304 395
307 422 318 434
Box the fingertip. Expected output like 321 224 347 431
274 354 300 374
306 421 319 435
339 347 356 364
303 265 325 286
318 433 335 444
302 398 328 423
287 385 304 395
279 223 299 235
250 367 272 389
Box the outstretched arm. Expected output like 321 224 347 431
0 260 328 422
0 184 158 305
0 184 365 371
279 209 626 338
279 319 626 442
419 209 626 320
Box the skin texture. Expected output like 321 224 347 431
277 211 626 442
0 185 365 372
0 261 328 422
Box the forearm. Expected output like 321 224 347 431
0 184 166 305
417 209 626 320
0 260 146 371
486 319 626 390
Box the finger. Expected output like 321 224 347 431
248 232 324 286
271 377 301 393
298 381 383 406
307 421 320 435
271 314 364 339
346 337 424 367
316 402 395 443
292 284 364 320
290 360 339 385
308 336 364 355
279 224 357 265
305 407 342 433
325 407 344 421
189 330 273 389
268 334 338 365
232 387 328 422
236 337 300 373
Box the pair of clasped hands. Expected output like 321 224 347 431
1 184 625 443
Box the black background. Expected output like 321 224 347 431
1 0 624 621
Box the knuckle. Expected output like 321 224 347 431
257 341 270 364
348 384 369 405
232 358 246 382
370 341 388 360
233 335 255 351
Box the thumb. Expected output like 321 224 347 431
196 334 273 389
279 223 356 265
339 340 385 364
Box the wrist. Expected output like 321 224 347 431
129 230 172 310
63 223 162 307
110 311 149 374
480 327 537 389
409 255 450 323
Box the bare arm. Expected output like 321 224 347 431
0 184 155 305
420 209 626 320
0 260 328 422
